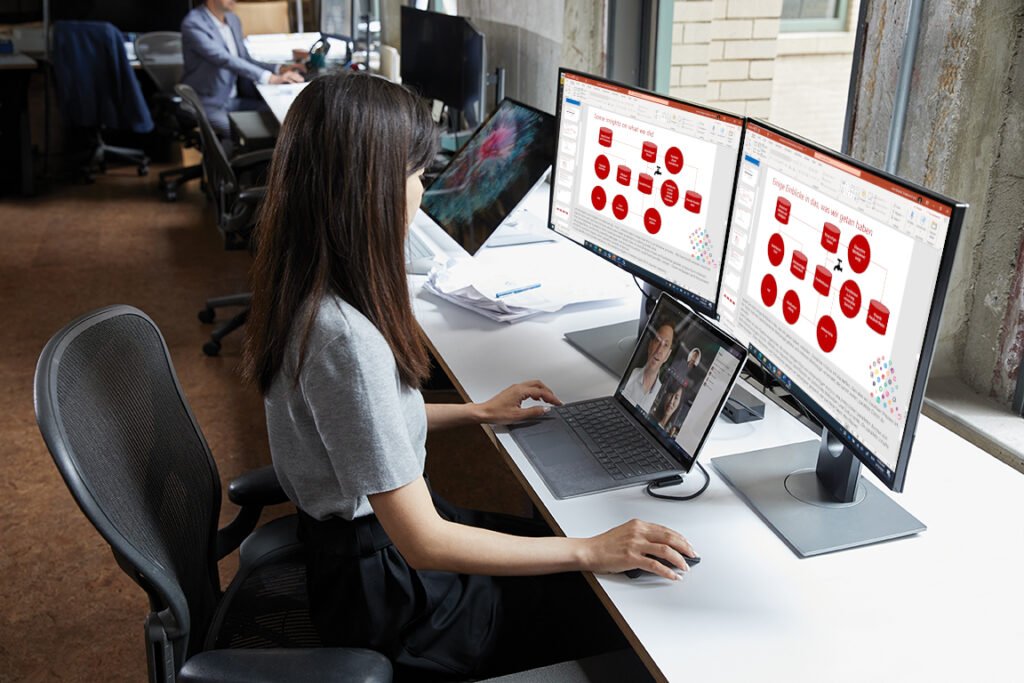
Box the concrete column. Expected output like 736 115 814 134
848 1 1024 406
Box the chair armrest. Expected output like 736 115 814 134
216 465 290 559
231 149 274 170
228 465 288 507
178 648 393 683
237 187 266 206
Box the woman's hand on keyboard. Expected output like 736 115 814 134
476 380 563 424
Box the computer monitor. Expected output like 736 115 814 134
420 98 555 254
548 69 744 373
50 0 190 33
400 6 486 128
711 120 967 557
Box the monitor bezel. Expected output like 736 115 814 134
548 67 747 318
740 118 967 492
420 96 555 252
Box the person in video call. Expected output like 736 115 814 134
241 73 697 679
653 383 685 433
621 320 675 413
181 0 305 140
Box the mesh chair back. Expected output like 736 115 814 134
175 84 239 230
34 306 222 662
135 32 184 94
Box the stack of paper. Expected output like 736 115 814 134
422 257 624 323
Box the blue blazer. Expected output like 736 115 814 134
180 6 276 109
51 21 154 133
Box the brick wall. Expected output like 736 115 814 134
669 0 782 118
669 0 859 152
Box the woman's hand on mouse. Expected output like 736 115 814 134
475 380 563 424
581 519 695 581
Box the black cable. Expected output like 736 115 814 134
633 276 656 305
644 460 711 501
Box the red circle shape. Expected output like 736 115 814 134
782 290 800 325
644 208 662 234
817 316 838 352
661 180 679 207
768 233 785 267
665 147 684 173
849 234 871 273
761 274 778 307
612 195 629 220
591 186 607 211
839 280 861 318
594 154 610 180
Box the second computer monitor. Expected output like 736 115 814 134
548 69 744 316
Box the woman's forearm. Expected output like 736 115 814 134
425 402 484 430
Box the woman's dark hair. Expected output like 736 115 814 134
243 73 439 393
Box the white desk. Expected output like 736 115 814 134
411 235 1024 682
255 81 309 125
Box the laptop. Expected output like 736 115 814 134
406 97 556 270
510 294 746 499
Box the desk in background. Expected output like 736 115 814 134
0 53 37 195
409 227 1024 682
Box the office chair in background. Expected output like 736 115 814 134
34 305 393 683
50 20 152 181
176 84 268 356
135 31 204 202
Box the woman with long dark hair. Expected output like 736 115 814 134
243 73 696 679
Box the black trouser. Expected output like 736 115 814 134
297 496 627 681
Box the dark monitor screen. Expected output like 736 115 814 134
420 97 555 254
50 0 190 33
718 120 966 492
548 69 745 317
400 6 484 122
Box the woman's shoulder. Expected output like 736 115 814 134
305 296 387 358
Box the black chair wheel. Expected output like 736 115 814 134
138 164 149 177
198 308 215 324
203 340 221 356
164 189 178 202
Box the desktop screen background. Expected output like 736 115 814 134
422 100 555 253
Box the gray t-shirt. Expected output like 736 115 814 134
265 295 427 520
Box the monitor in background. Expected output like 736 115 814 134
420 98 555 254
400 6 485 128
712 120 966 557
50 0 190 33
548 69 744 374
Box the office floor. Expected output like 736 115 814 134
0 163 531 682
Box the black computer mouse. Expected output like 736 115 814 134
624 554 700 579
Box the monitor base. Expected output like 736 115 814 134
712 441 925 558
564 320 639 377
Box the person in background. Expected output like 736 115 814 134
242 73 697 680
621 321 675 414
181 0 304 140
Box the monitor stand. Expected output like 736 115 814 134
712 427 925 557
564 320 640 377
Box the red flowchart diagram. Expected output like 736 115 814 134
747 171 914 394
579 109 717 262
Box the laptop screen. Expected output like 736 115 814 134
616 294 747 469
421 98 556 254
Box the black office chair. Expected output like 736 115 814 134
176 84 268 356
33 305 392 683
135 31 203 201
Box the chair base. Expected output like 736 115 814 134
159 163 202 201
199 293 252 356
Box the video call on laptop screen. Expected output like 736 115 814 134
420 98 556 254
616 295 746 469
